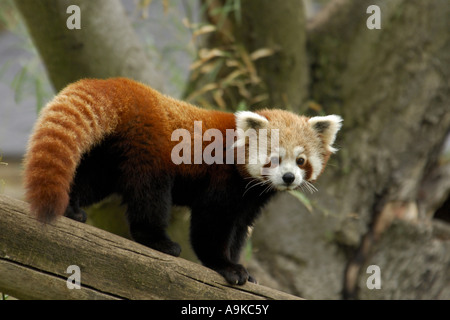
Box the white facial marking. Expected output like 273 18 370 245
293 146 304 157
308 153 322 181
242 113 341 193
260 145 304 190
247 141 322 192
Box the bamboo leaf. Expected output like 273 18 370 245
250 48 275 61
222 69 246 85
198 48 226 60
235 82 251 100
237 45 258 84
11 65 28 103
192 24 217 38
185 83 219 102
307 100 323 113
288 190 313 213
250 94 269 105
190 48 225 71
212 89 226 110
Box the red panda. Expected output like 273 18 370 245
23 77 342 285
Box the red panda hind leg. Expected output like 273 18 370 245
121 171 182 257
64 202 87 223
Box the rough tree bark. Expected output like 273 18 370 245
0 195 300 300
187 0 450 299
253 0 450 299
238 0 309 111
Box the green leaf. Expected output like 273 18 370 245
35 77 44 112
11 65 28 103
288 190 313 213
236 100 248 111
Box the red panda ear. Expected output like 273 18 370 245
308 115 343 153
235 111 269 131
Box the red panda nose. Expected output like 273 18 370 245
282 172 295 185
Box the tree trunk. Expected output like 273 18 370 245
356 220 450 299
252 0 450 299
187 0 450 299
238 0 309 111
14 0 162 92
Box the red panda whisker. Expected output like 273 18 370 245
260 183 275 196
243 179 271 197
246 178 270 189
243 180 261 195
305 180 318 193
300 180 318 194
298 183 307 194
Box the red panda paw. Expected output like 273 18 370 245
248 274 258 284
217 263 255 285
64 206 87 223
150 239 181 257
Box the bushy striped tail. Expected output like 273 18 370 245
23 79 120 222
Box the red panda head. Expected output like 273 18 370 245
234 109 342 192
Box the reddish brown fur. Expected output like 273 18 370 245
24 78 236 221
23 78 342 287
24 78 338 223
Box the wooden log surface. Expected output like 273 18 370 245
0 195 301 300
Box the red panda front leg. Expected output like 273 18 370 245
190 207 254 285
228 223 258 284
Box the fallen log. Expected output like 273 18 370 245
0 195 300 300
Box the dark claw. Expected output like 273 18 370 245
216 263 252 285
64 206 87 223
248 274 258 284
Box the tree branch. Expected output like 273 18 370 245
14 0 163 92
0 195 301 300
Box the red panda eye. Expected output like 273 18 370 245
297 157 305 166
